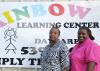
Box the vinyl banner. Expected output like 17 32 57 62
0 1 100 68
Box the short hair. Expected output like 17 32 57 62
50 25 60 36
78 26 95 40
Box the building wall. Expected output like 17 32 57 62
0 0 98 71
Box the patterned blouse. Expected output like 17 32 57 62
40 40 69 71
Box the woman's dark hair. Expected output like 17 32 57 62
51 25 60 36
69 47 73 53
78 26 95 40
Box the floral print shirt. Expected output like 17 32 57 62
41 40 69 71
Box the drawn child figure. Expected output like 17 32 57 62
4 28 17 54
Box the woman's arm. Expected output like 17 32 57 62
87 62 96 71
60 46 69 71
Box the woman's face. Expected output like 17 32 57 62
78 29 89 43
49 28 59 43
7 30 15 36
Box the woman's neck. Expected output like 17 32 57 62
50 39 58 47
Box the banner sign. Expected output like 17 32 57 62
0 2 100 68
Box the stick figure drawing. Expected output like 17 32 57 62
4 28 17 54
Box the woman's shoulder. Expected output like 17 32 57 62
59 40 66 45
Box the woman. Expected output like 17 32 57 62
70 26 100 71
41 27 69 71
